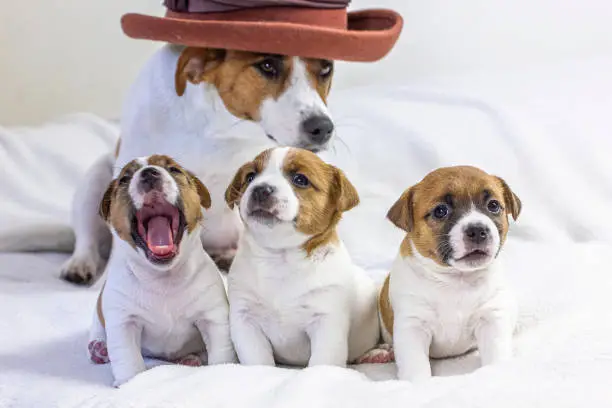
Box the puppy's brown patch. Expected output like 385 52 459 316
378 275 394 337
387 166 521 265
282 149 359 255
225 149 273 209
97 283 106 328
176 48 333 121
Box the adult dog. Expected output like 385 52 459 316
60 44 336 284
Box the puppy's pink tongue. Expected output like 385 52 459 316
146 216 174 256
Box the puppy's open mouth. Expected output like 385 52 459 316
132 195 185 265
456 249 490 263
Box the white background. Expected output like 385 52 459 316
1 0 612 125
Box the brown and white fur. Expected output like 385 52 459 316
88 155 235 387
61 44 335 285
225 147 380 367
379 166 521 382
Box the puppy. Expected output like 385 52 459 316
379 166 521 381
61 44 336 284
88 155 235 387
225 147 380 367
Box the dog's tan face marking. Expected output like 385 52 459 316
100 155 211 256
387 166 521 266
282 149 359 254
176 48 333 121
225 149 273 209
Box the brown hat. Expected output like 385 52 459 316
121 0 403 62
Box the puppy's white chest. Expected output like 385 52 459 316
230 257 345 365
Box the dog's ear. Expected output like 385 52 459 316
99 179 118 221
495 176 522 221
387 188 415 232
175 47 227 97
225 163 252 209
185 170 212 210
332 167 359 213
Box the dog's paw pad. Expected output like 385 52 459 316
174 354 203 367
88 339 110 364
209 249 236 272
60 257 100 286
354 345 395 364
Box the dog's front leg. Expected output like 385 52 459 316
106 320 145 387
230 313 274 366
195 312 236 365
60 153 114 285
393 320 432 382
475 315 513 366
307 315 349 367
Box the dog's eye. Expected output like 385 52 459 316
255 58 281 79
487 199 501 214
320 61 333 78
119 175 131 185
292 173 310 188
432 204 450 220
245 172 257 184
168 166 182 174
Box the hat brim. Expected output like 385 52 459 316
121 9 403 62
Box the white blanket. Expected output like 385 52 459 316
1 59 611 407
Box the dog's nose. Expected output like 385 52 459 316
252 184 276 203
465 224 489 244
301 114 334 145
140 167 162 192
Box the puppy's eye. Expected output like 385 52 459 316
255 58 281 79
432 204 450 220
487 199 501 214
245 172 256 184
292 173 310 188
119 175 131 185
168 166 182 174
320 61 333 78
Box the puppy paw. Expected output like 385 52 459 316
88 339 110 364
208 248 236 272
174 354 203 367
354 344 395 365
60 254 103 286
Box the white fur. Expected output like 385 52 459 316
61 45 330 283
89 164 235 387
228 148 379 367
387 211 517 383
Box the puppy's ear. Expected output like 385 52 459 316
175 47 226 97
99 179 117 221
225 163 252 209
495 176 522 221
332 167 359 213
387 188 415 232
186 170 212 210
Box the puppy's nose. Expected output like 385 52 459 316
252 184 276 203
301 114 334 145
465 224 489 244
140 167 162 192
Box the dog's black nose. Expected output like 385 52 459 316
140 167 162 192
301 114 334 145
465 224 489 244
252 184 275 203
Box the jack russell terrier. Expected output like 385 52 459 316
379 166 521 382
224 147 381 367
61 44 336 285
88 155 235 387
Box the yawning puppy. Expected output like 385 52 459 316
88 155 235 387
379 166 521 382
225 147 380 367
